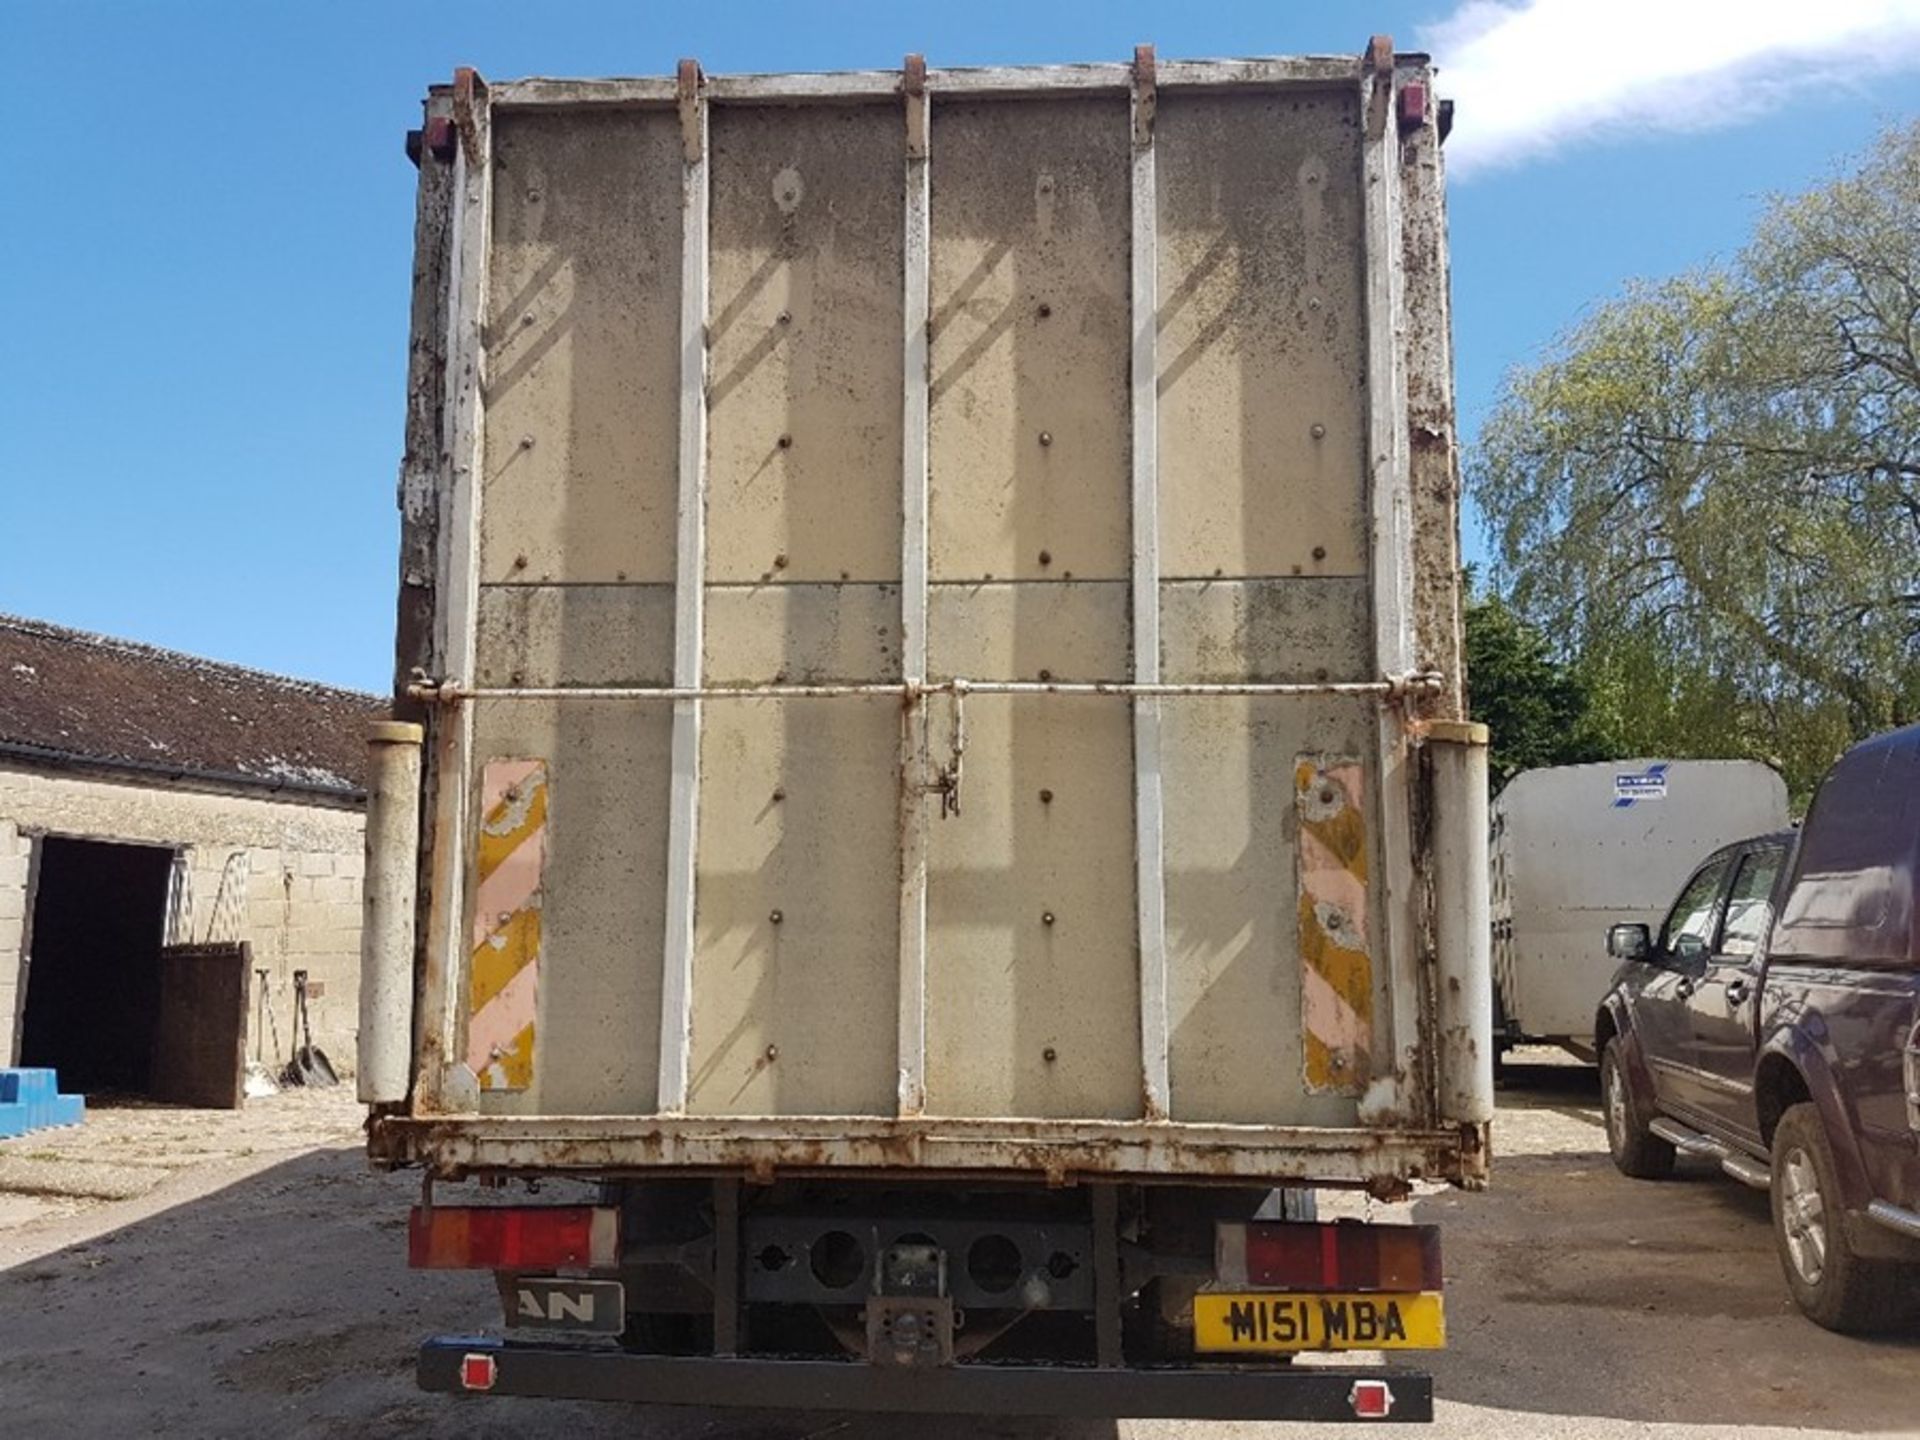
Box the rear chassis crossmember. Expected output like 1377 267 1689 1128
420 1338 1434 1421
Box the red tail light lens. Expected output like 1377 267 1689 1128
408 1206 619 1270
1350 1379 1396 1418
1217 1221 1442 1293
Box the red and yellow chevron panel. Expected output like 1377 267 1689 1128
467 758 547 1092
1296 756 1372 1096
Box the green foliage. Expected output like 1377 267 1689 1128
1471 120 1920 802
1465 592 1612 786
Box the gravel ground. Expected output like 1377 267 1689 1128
0 1053 1915 1438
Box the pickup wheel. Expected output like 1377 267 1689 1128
1601 1041 1674 1179
1771 1103 1901 1333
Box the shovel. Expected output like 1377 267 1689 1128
281 969 339 1088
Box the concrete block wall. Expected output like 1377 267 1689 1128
0 765 365 1076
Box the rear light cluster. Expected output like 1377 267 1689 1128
1216 1221 1442 1293
408 1205 620 1271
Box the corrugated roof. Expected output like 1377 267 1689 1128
0 614 384 801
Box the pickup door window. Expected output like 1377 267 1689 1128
1684 844 1787 1140
1641 855 1733 1109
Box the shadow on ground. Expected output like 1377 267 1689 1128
0 1143 1116 1439
1415 1067 1920 1432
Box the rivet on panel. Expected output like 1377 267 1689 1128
776 310 792 326
777 433 793 450
512 554 529 571
1041 911 1055 926
1312 545 1327 561
519 434 536 450
771 788 786 803
1311 423 1326 439
1039 789 1054 805
773 553 789 570
1038 431 1053 447
769 909 784 925
1037 303 1052 319
1038 668 1053 682
1043 1047 1058 1063
509 671 524 686
765 1044 779 1062
1038 550 1052 566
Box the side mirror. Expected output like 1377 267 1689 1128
1607 923 1652 962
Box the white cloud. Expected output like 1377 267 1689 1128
1423 0 1920 176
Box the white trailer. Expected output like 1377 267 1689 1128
1490 759 1790 1057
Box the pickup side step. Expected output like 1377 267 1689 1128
1649 1118 1770 1190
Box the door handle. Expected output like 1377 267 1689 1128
1676 977 1695 1000
1725 978 1750 1006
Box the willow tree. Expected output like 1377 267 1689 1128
1472 121 1920 798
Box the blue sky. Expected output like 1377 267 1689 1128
2 1 1914 692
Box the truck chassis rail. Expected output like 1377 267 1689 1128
420 1338 1434 1421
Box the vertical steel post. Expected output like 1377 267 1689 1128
1129 46 1171 1124
422 68 491 1108
897 56 933 1119
1359 37 1424 1124
361 721 425 1103
658 60 710 1115
1429 720 1493 1125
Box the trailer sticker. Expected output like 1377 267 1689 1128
468 758 547 1091
1613 763 1670 808
1297 758 1372 1095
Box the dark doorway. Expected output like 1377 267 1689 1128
18 836 174 1094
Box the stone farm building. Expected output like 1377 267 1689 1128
0 614 382 1103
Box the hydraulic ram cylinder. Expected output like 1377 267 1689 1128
1428 720 1493 1126
360 720 425 1103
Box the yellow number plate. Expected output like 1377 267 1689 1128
1194 1292 1445 1353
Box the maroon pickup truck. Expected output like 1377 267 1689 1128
1595 723 1920 1331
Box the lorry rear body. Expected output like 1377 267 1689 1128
363 41 1489 1421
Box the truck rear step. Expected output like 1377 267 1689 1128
421 1338 1431 1421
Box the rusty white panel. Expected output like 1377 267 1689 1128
925 694 1141 1119
475 585 675 687
1162 697 1380 1125
1158 578 1371 683
927 98 1131 584
923 582 1137 1120
925 581 1128 682
705 106 904 585
688 697 901 1116
1155 90 1367 581
702 586 900 684
469 701 671 1114
481 111 684 584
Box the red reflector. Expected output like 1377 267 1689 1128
408 1206 619 1270
1350 1379 1394 1418
460 1352 497 1392
1234 1222 1442 1293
